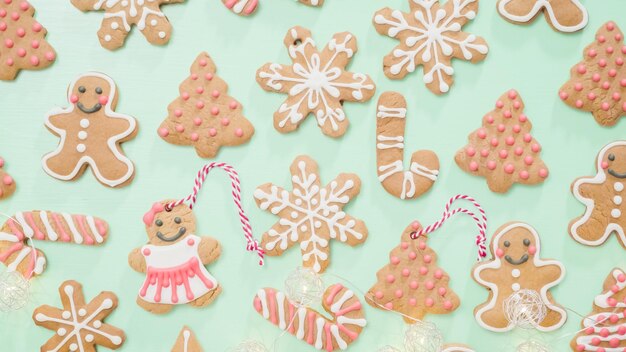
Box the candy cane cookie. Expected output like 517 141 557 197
376 92 439 200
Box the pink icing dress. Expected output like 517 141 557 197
139 234 217 305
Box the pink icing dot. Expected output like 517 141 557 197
235 129 244 137
434 270 443 279
208 128 217 137
4 38 13 48
513 101 521 109
602 102 610 111
384 302 393 310
0 9 5 17
623 102 626 111
577 65 587 74
409 298 417 306
16 27 24 37
191 73 198 80
196 86 204 94
409 281 418 290
196 101 204 109
29 55 39 66
608 298 618 308
524 156 534 165
181 92 190 100
592 73 601 82
0 158 4 167
423 254 432 264
438 287 447 296
617 57 624 66
607 46 615 54
32 22 42 32
528 245 537 255
623 46 626 54
609 338 619 348
425 281 434 290
418 241 426 250
519 170 529 180
574 83 583 91
190 133 199 142
16 48 25 57
505 136 514 146
487 160 496 170
504 164 515 174
0 22 5 31
193 118 202 126
229 101 238 109
602 81 611 90
477 129 486 139
99 96 108 105
610 314 620 323
559 91 568 100
390 256 400 265
539 169 549 178
612 285 620 293
607 21 616 31
512 125 521 133
466 147 476 156
518 114 527 123
3 0 10 4
375 291 384 299
211 107 220 116
486 115 494 124
143 248 151 256
408 251 417 260
175 124 184 133
199 59 207 67
2 175 12 185
419 266 428 275
588 92 597 100
401 242 409 250
469 161 478 171
613 93 621 101
443 301 453 310
31 40 39 49
503 110 512 118
211 90 220 98
19 1 28 10
598 35 606 43
490 138 499 147
425 298 434 307
599 59 607 68
480 149 489 157
619 326 626 335
187 238 195 245
158 128 169 137
174 109 183 117
11 12 19 21
386 274 395 283
499 150 508 159
205 72 213 80
394 289 403 298
496 100 504 109
531 144 541 153
6 58 14 66
514 147 523 156
70 94 79 104
401 268 410 277
575 100 584 108
610 69 618 77
601 327 611 337
508 90 517 99
588 49 597 57
619 274 626 282
221 118 230 126
497 124 505 132
523 133 532 143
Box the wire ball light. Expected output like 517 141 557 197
284 267 325 308
0 271 29 312
404 321 444 352
516 340 550 352
504 289 548 329
231 340 269 352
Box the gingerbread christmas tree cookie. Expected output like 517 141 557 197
254 155 368 273
455 89 549 193
497 0 588 33
171 326 203 352
256 26 376 138
0 0 56 80
158 52 254 158
0 157 15 200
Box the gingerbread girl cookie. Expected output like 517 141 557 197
0 157 15 200
42 72 137 188
497 0 588 33
570 141 626 248
472 222 566 332
128 200 221 314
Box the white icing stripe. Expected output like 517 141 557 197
61 213 83 244
183 330 190 352
377 135 405 150
336 316 366 327
257 290 269 319
15 212 33 238
0 232 19 242
401 171 416 199
377 105 407 118
7 247 30 272
378 160 404 182
331 290 353 313
497 0 588 33
330 324 347 350
34 256 46 275
40 211 59 241
296 308 307 339
410 161 439 181
314 317 325 349
86 216 104 243
277 291 286 330
441 347 474 352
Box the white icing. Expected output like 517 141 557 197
14 212 34 238
277 291 286 330
377 106 406 119
512 283 520 291
0 232 18 242
6 247 31 272
86 216 105 243
616 182 624 192
40 211 59 241
314 317 325 349
158 31 166 39
296 307 307 339
183 329 190 352
80 119 89 128
111 22 119 30
76 144 86 153
330 290 353 312
497 0 588 33
612 209 622 218
511 269 520 278
61 213 83 244
441 347 475 352
615 196 623 205
78 131 88 140
104 35 111 42
377 135 404 150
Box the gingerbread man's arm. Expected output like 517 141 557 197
535 262 563 284
45 112 71 131
128 247 147 273
473 262 501 285
198 236 221 265
107 115 137 138
575 179 600 198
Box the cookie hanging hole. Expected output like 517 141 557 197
339 100 345 106
164 204 172 212
293 39 302 46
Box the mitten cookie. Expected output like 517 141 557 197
497 0 587 33
0 157 15 200
33 280 125 352
472 222 567 332
253 284 366 351
171 326 203 352
373 0 488 95
42 72 137 188
158 52 254 158
368 222 459 322
129 200 221 314
570 141 626 248
455 89 549 193
0 0 56 80
0 210 109 278
376 92 439 200
256 26 375 138
571 268 626 351
559 22 626 126
254 155 368 273
71 0 183 50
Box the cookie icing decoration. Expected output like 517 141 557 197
373 0 488 95
570 141 626 248
571 268 626 351
559 22 626 126
0 157 16 200
222 0 258 16
0 0 56 80
42 72 137 188
32 280 125 352
253 284 366 351
0 211 109 278
171 326 203 352
158 52 254 158
71 0 183 50
376 91 439 200
497 0 588 33
472 222 567 332
256 26 376 138
441 345 475 352
254 155 367 273
455 89 549 193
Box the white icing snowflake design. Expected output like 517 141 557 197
254 156 368 273
257 26 376 138
373 0 489 94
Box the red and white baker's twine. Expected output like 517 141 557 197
410 195 488 261
166 162 265 266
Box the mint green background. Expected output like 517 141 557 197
1 0 626 350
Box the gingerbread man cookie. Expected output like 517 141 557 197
256 26 376 138
128 200 221 314
0 157 15 200
42 72 137 188
33 280 125 352
570 141 626 248
71 0 183 50
254 155 368 273
497 0 588 33
472 222 566 332
171 326 203 352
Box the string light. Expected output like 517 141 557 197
404 321 443 352
378 346 401 352
504 289 547 329
284 267 324 308
516 340 550 352
0 271 29 312
231 340 268 352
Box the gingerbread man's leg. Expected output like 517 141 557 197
570 212 610 245
136 297 173 314
138 6 173 46
189 286 222 308
42 149 86 181
97 14 131 51
477 299 511 330
90 148 134 187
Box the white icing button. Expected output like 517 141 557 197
78 131 88 140
615 196 623 205
61 311 71 319
150 19 157 26
104 35 112 42
57 328 66 336
70 343 78 351
80 119 89 128
158 31 166 39
612 209 622 218
85 334 94 342
78 308 86 316
511 269 521 278
512 283 521 291
76 144 86 153
615 182 624 192
93 320 102 328
111 22 119 30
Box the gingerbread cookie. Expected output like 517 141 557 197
570 141 626 248
497 0 588 33
254 155 368 273
0 157 15 200
128 200 221 314
455 89 549 193
571 268 626 351
222 0 258 15
256 26 375 138
171 326 203 352
71 0 183 50
0 0 56 81
42 72 137 188
559 21 626 126
158 52 254 158
0 210 109 278
472 222 567 332
368 221 459 322
373 0 488 95
253 284 365 351
376 92 439 200
33 280 125 352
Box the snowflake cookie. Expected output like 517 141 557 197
256 26 376 138
373 0 489 95
33 280 125 352
497 0 588 33
254 155 368 273
71 0 183 50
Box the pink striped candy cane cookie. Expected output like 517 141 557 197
222 0 324 16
